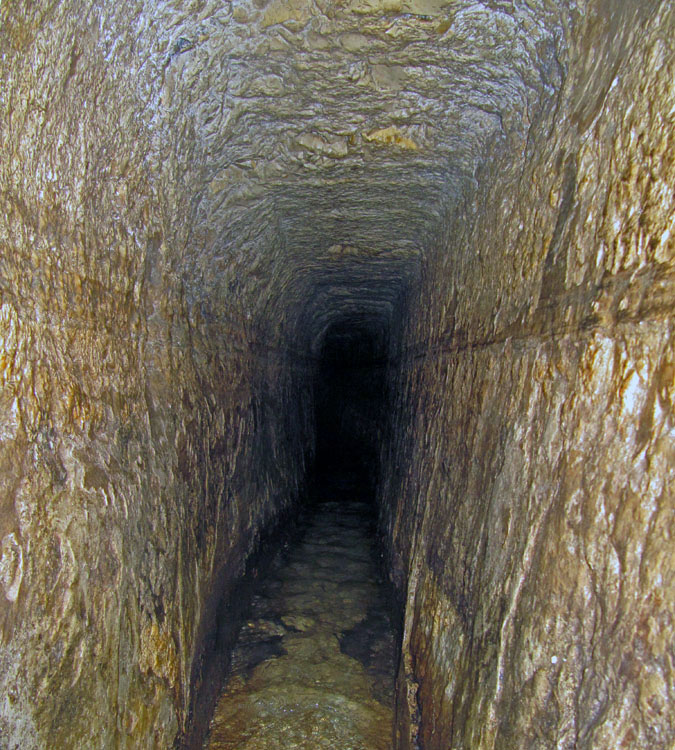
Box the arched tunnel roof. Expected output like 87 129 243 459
130 0 569 345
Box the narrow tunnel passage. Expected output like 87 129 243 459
312 318 391 503
1 3 673 749
203 319 397 748
203 500 395 749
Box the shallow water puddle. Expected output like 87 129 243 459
204 500 395 750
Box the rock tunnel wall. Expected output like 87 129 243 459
0 5 312 747
0 1 674 749
381 4 675 748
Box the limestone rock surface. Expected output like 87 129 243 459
0 0 673 748
381 4 675 748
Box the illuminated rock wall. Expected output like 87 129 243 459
0 7 312 747
0 1 672 748
382 4 675 747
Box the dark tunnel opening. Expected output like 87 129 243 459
310 317 391 506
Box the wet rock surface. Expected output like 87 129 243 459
380 4 675 748
204 499 395 750
0 0 673 748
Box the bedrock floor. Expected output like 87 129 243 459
203 484 395 750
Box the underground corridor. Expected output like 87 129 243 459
203 314 399 749
198 284 409 747
1 1 674 749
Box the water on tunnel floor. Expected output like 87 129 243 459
203 491 395 749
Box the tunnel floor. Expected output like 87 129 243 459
203 482 395 749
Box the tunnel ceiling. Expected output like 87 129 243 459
127 0 570 327
288 254 417 356
3 0 571 351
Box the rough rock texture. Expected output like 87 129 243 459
381 3 675 748
0 5 313 747
0 0 673 748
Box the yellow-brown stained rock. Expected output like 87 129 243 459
0 0 673 748
363 126 419 151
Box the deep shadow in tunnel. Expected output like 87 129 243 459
309 317 392 507
294 255 417 514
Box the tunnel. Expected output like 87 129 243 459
309 264 410 503
0 1 674 748
312 317 387 498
